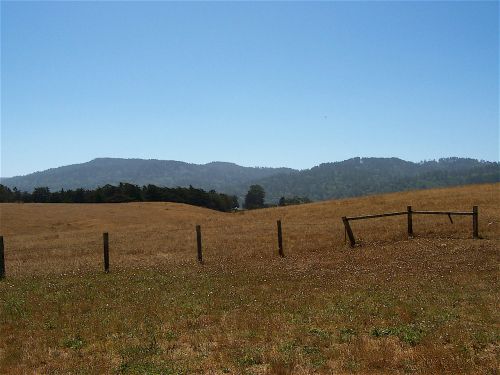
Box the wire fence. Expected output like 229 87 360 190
0 206 480 278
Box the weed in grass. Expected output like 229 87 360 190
430 308 459 325
269 359 295 375
236 347 263 367
164 330 177 341
43 319 56 330
117 361 178 375
401 359 417 373
120 342 161 360
243 329 258 340
302 345 326 368
345 359 361 372
339 328 357 343
309 327 330 339
302 345 320 355
278 340 298 362
118 341 165 375
472 329 500 350
2 295 27 321
371 324 424 346
63 335 85 350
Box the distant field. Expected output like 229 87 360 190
0 184 499 374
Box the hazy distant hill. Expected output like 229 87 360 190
1 157 499 203
251 157 500 202
0 158 296 194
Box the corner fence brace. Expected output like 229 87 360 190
341 206 478 247
342 216 356 248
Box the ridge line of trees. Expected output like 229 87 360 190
0 183 239 212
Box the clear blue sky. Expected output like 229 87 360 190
1 1 498 177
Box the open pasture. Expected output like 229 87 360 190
0 184 499 374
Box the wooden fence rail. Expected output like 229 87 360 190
342 206 479 247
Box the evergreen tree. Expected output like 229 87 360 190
244 185 265 209
32 187 50 203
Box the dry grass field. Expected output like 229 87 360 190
0 183 499 374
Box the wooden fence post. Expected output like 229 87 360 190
277 220 284 257
196 225 203 263
472 206 479 239
342 217 356 247
103 232 109 273
407 206 413 237
0 236 5 279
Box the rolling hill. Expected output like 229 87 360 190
1 157 499 202
0 158 295 194
255 157 500 201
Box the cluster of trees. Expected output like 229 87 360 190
243 185 265 209
242 185 311 209
278 196 311 206
0 183 239 212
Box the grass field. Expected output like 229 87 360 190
0 183 499 374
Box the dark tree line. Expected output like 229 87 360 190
278 196 311 206
0 183 239 212
242 185 311 209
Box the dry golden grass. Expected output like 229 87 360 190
0 183 499 374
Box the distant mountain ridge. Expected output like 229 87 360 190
1 157 499 203
0 158 296 194
255 157 500 202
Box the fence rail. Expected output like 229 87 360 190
345 211 407 221
411 211 472 215
342 205 479 247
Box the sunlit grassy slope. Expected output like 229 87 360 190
0 183 499 374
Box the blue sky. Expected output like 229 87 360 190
1 1 498 177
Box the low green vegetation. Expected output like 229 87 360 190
1 263 498 373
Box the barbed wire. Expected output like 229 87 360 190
159 221 337 234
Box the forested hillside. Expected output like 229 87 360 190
1 157 498 204
0 158 295 193
252 157 500 202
